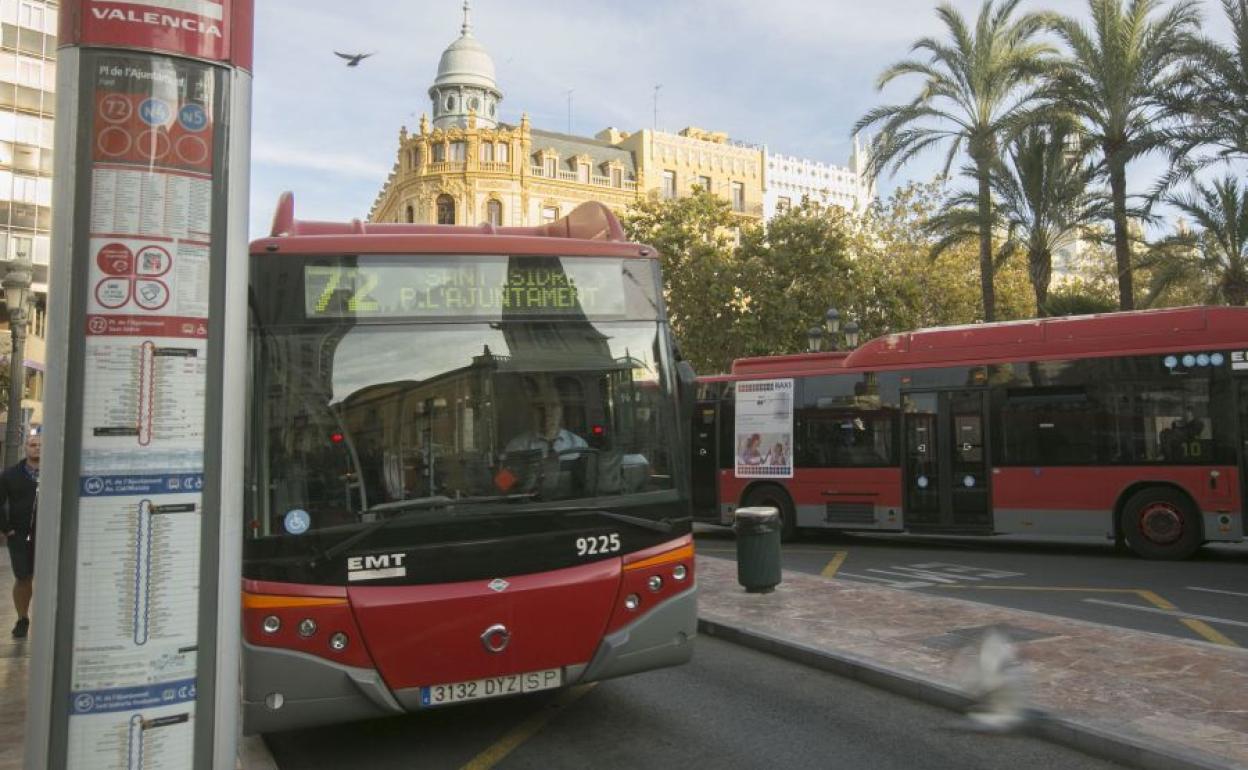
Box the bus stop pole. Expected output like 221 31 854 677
26 3 253 768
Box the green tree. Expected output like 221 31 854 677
735 200 856 356
854 0 1053 322
1048 0 1202 310
620 191 747 373
1160 0 1248 184
1144 175 1248 305
849 181 1035 333
928 123 1107 314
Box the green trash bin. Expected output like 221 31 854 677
733 506 782 593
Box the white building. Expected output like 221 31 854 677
762 134 875 219
0 0 56 427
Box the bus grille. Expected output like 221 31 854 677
824 502 876 525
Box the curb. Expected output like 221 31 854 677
698 617 1243 770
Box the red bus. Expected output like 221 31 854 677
242 196 696 732
692 306 1248 560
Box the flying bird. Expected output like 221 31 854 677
334 51 375 67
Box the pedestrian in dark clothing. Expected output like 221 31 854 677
1 432 39 638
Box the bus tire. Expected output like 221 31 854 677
742 486 797 542
1120 487 1201 561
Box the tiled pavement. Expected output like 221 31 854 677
0 548 28 770
697 554 1248 770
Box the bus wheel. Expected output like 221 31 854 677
742 486 796 542
1121 487 1201 560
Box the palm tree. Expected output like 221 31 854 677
1048 0 1202 311
927 123 1107 314
1161 0 1248 178
1146 175 1248 305
853 0 1053 322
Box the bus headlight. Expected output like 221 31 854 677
673 565 688 581
647 575 663 592
329 632 349 651
298 618 317 638
624 594 640 611
262 615 280 634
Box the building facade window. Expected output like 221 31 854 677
487 199 502 226
479 142 493 163
541 206 559 223
405 204 415 223
577 163 590 184
449 141 466 161
777 196 791 212
696 175 712 193
436 194 455 225
731 181 745 212
611 168 623 187
497 143 509 163
432 143 446 162
544 157 557 177
661 170 676 199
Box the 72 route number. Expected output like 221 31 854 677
576 533 620 556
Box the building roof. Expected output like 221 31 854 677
530 128 637 176
432 2 499 92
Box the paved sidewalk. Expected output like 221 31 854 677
697 553 1248 770
0 548 28 770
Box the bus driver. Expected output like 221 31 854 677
503 380 588 461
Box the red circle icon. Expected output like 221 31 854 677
175 135 208 167
134 279 170 311
97 126 132 158
96 243 134 275
94 278 131 309
136 129 171 161
99 94 132 124
135 246 171 277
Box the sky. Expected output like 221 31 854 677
248 0 1236 239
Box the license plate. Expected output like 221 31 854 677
420 668 562 706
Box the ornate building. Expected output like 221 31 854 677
370 3 639 227
369 2 769 228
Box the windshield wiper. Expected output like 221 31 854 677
310 493 534 566
550 507 688 534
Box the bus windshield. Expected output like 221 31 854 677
248 256 676 539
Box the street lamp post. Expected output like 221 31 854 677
824 307 842 351
3 261 31 467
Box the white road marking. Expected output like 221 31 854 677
837 571 934 589
866 568 961 584
1186 586 1248 599
911 562 1025 579
1083 599 1248 629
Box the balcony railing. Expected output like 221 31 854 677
529 166 637 191
478 161 511 173
427 161 467 173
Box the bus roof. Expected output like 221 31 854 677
711 306 1248 380
249 192 655 260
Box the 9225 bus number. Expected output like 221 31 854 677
576 533 620 556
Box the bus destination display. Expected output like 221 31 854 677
304 257 626 319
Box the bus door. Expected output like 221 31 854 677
691 400 720 517
902 390 992 533
1238 377 1248 509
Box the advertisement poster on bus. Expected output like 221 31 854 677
734 379 793 479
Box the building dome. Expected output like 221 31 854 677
428 1 503 129
433 34 497 91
